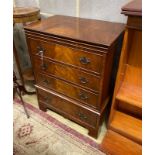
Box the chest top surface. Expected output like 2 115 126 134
24 15 124 46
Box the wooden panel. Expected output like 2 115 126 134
29 38 105 74
101 130 142 155
127 30 142 67
37 87 98 127
117 100 142 118
108 29 142 138
115 30 142 116
35 73 99 108
116 65 142 115
24 15 125 46
32 56 101 92
25 31 108 54
127 16 142 30
24 15 124 138
105 0 142 145
110 111 142 144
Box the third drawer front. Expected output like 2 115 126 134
35 73 99 108
37 87 98 127
32 56 101 92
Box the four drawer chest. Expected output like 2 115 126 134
24 15 125 138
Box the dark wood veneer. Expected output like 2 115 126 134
25 15 124 138
37 87 98 127
36 73 99 108
25 15 124 46
33 56 101 92
29 38 105 74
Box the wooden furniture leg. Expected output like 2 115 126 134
13 72 30 118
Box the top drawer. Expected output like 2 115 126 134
28 38 106 74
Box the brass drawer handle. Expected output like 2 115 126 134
41 63 48 70
79 57 90 65
79 92 88 100
44 96 51 103
77 112 87 120
43 79 50 85
37 46 45 56
79 77 88 84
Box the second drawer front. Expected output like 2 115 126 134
33 56 100 92
35 73 99 108
37 88 97 127
29 38 105 74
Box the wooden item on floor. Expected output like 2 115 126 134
13 7 40 94
100 130 142 155
24 15 125 138
101 0 142 154
110 111 142 144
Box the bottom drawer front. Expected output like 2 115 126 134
37 88 97 127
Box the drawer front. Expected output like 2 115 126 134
29 38 105 74
37 88 97 127
35 73 99 108
33 56 100 92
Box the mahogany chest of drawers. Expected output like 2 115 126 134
24 15 124 138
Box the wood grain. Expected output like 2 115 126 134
29 37 106 74
101 130 142 155
116 65 142 117
35 73 99 108
36 87 98 128
24 15 125 46
102 1 142 151
25 15 125 138
33 56 101 92
110 111 142 144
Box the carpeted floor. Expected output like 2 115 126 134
13 99 105 155
19 82 107 143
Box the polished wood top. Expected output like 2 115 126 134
121 0 142 16
13 7 40 23
24 15 125 46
